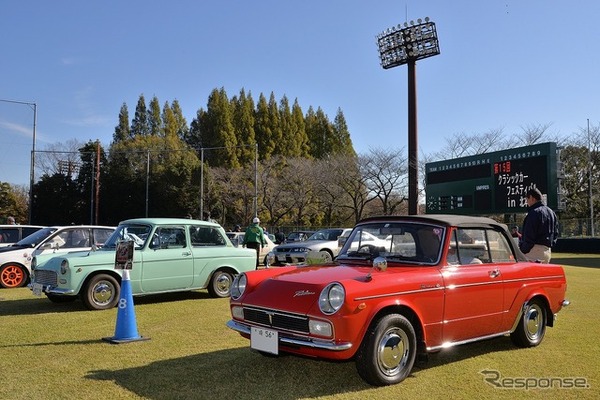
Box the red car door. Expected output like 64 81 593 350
440 228 505 343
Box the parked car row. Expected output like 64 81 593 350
5 214 570 388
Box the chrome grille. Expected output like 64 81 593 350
243 306 309 334
33 270 58 286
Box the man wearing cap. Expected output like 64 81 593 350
519 188 559 263
243 217 267 269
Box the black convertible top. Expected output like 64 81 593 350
358 214 504 228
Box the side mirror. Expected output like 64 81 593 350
365 256 387 282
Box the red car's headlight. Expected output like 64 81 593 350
231 273 247 300
319 282 345 315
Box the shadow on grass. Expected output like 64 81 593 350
0 290 213 316
85 336 516 400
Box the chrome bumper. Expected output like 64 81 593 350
226 319 352 351
29 283 76 295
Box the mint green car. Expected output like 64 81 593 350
30 218 257 310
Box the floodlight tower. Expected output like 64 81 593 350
377 17 440 215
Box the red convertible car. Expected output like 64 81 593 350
227 215 569 386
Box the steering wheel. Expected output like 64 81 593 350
357 244 377 254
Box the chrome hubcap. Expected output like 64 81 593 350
378 328 410 376
525 304 543 340
93 282 114 305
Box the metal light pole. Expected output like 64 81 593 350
0 99 37 223
377 17 440 215
588 118 595 236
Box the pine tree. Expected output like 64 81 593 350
332 108 356 156
231 88 256 165
255 93 274 160
113 103 130 143
148 96 162 136
131 94 150 137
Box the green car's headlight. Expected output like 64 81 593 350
319 283 345 315
230 273 247 300
60 259 69 275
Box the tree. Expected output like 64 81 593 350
131 94 150 137
77 141 107 225
0 182 28 224
170 99 189 141
113 103 130 143
148 96 162 137
362 147 409 215
255 93 275 160
200 88 239 168
32 174 83 224
331 108 356 157
231 89 256 165
36 139 84 178
306 107 334 159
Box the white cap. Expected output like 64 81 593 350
252 217 260 223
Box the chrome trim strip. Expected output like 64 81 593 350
226 320 352 351
502 275 565 284
355 286 443 301
355 274 565 301
427 331 511 352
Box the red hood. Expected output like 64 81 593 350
241 265 376 314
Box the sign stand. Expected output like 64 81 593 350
103 241 149 344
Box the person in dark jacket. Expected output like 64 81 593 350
519 188 559 263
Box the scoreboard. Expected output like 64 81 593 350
425 142 561 215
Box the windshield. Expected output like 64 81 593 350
16 227 58 247
103 224 152 249
338 222 446 265
307 229 344 241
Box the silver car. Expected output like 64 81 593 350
271 228 351 265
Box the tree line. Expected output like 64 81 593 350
1 88 599 234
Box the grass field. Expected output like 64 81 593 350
0 253 598 400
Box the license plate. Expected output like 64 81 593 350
32 283 43 296
251 327 278 355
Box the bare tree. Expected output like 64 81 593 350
361 147 409 215
36 139 85 179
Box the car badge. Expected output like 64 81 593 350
294 290 315 297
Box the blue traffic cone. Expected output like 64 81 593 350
103 272 149 344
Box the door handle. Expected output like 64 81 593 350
182 251 191 256
489 269 500 278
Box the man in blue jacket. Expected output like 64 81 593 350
519 188 559 263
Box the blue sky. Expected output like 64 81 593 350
2 1 599 186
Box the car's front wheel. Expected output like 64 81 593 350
510 298 547 347
81 274 120 310
0 263 28 288
355 314 417 386
207 270 233 298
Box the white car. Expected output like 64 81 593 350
0 225 115 288
226 232 277 265
271 228 352 265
